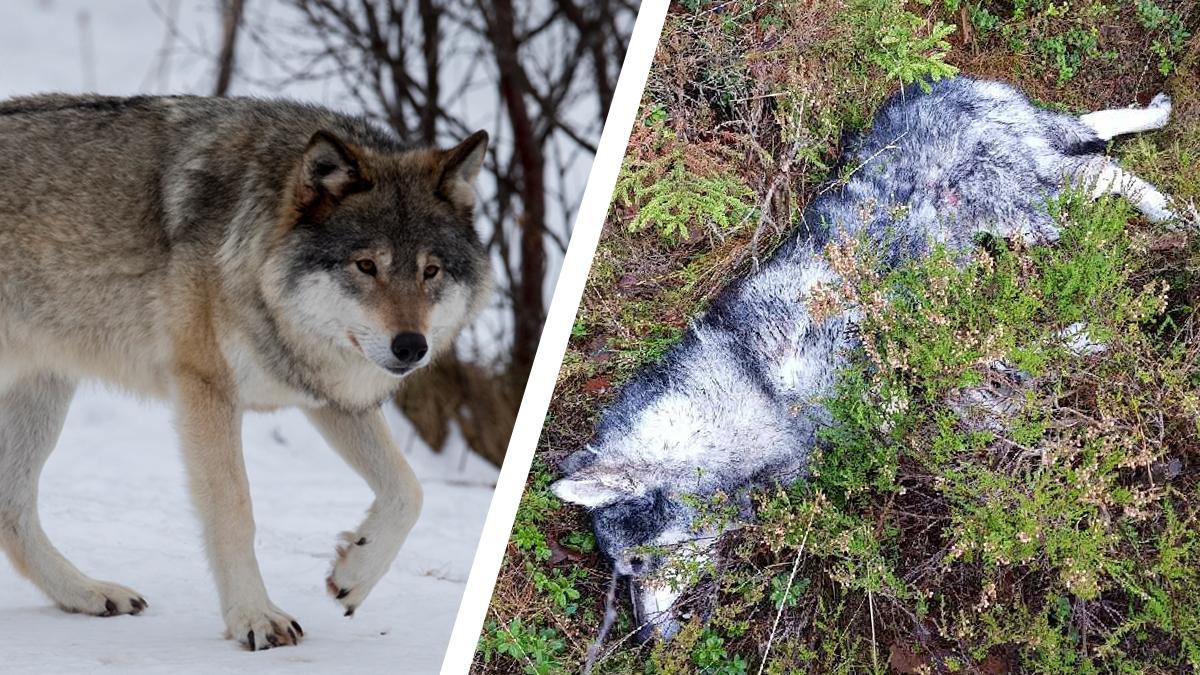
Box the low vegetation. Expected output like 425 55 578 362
476 0 1199 672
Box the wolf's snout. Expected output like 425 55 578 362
391 332 428 364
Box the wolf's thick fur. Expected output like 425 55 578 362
0 94 491 649
552 77 1176 638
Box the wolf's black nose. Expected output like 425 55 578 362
391 332 428 363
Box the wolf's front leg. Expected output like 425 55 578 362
175 373 301 650
305 405 422 617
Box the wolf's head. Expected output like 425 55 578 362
553 450 711 641
550 333 805 638
262 129 492 377
552 332 799 559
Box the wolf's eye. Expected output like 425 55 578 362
423 264 440 280
355 259 377 276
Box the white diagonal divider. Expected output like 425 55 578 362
439 2 670 672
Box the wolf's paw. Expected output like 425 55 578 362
326 531 394 617
54 579 148 617
224 602 303 651
1148 93 1172 128
1141 190 1176 223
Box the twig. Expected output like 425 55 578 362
869 590 880 674
820 131 910 197
213 0 247 96
76 10 96 91
747 170 791 271
757 509 816 675
581 573 620 675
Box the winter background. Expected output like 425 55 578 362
0 1 614 672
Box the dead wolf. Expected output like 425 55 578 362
0 94 491 649
551 77 1177 639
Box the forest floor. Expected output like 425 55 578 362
478 1 1199 673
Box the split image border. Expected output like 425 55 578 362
441 4 672 673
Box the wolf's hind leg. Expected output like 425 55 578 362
1079 93 1171 140
1078 158 1175 222
305 406 422 617
0 372 147 616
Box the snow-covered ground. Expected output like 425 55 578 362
0 386 497 674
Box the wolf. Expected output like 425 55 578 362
0 94 492 649
551 77 1177 639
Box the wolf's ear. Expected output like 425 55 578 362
435 130 488 210
296 130 372 220
560 446 603 474
551 464 644 509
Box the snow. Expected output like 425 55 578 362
0 385 497 674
